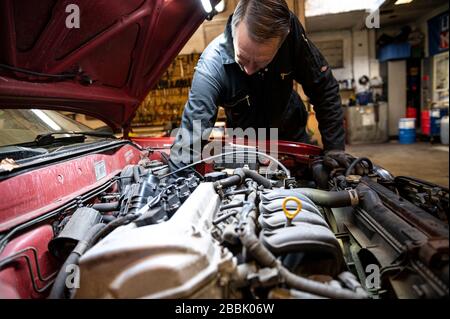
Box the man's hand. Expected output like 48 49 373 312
323 150 352 169
323 150 368 176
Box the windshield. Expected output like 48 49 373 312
0 109 95 147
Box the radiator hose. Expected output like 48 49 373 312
238 211 367 299
261 188 359 208
296 188 359 207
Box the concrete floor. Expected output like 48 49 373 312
347 141 449 188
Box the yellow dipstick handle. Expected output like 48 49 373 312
282 197 302 227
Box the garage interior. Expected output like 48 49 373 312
73 0 449 187
1 0 449 301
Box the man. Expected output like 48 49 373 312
169 0 350 174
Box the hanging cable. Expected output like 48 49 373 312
162 150 291 179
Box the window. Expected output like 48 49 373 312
315 40 344 69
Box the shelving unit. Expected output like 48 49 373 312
133 53 201 128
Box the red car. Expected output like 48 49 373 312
0 0 448 299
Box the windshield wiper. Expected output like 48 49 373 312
34 131 116 146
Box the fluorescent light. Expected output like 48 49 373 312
31 109 62 131
215 0 225 13
201 0 213 13
306 0 386 17
395 0 413 4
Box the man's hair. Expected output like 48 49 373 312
231 0 291 43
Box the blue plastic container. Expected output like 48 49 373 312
430 108 449 137
399 118 416 144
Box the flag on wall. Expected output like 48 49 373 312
428 11 449 56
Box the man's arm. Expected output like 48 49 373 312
291 15 345 152
169 56 223 174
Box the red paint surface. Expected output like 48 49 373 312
0 135 320 299
0 225 57 299
132 136 322 169
0 0 212 129
0 144 142 232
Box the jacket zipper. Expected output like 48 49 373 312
227 95 251 107
281 71 292 80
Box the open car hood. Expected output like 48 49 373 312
0 0 215 131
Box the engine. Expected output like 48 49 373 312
44 150 449 300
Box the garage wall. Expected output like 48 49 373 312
308 30 353 81
309 29 379 89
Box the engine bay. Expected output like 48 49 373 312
10 143 443 300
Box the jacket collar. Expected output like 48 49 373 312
219 15 236 65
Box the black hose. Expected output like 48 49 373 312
242 169 272 189
296 188 358 207
101 215 117 223
91 202 119 212
278 268 366 299
48 254 79 299
48 223 105 299
345 157 373 177
312 161 330 190
89 214 140 248
215 174 242 190
214 168 272 190
238 211 367 299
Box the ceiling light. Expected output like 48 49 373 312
305 0 386 17
201 0 213 13
215 1 225 13
395 0 413 5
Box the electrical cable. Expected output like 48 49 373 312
162 150 290 179
0 63 77 79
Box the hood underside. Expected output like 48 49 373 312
0 0 212 130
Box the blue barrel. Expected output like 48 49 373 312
399 118 416 144
430 108 449 137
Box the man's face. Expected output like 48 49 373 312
233 22 282 76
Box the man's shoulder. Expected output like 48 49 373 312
200 33 234 66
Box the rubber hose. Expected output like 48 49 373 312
241 168 272 189
312 162 330 190
279 268 367 299
48 223 105 299
214 168 272 190
89 214 140 247
101 215 117 223
214 174 242 190
91 202 119 212
239 213 366 299
296 188 358 207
